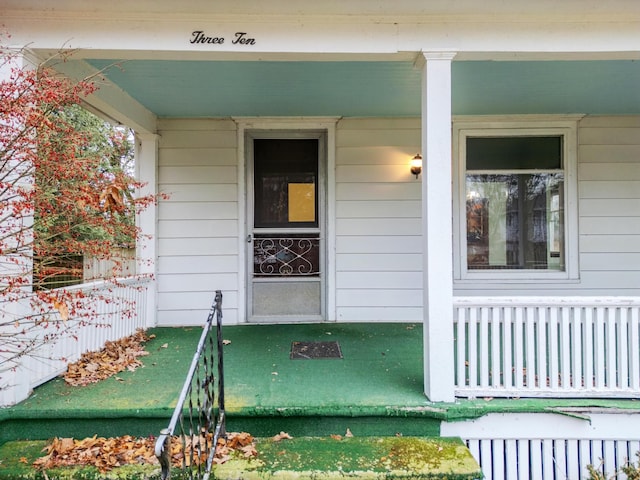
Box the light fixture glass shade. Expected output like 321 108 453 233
410 154 422 178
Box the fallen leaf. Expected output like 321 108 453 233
330 434 342 441
19 457 28 464
33 431 256 472
63 330 150 386
84 363 99 373
222 339 232 345
160 343 168 349
60 438 75 452
272 432 293 442
53 300 69 322
345 428 354 438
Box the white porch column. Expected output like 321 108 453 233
135 133 159 328
420 52 456 402
0 51 34 290
0 51 34 406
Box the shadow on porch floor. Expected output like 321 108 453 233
2 322 639 445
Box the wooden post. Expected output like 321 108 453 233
136 133 159 328
420 52 456 402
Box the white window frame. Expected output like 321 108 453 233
453 116 580 282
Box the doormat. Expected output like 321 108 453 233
290 341 343 360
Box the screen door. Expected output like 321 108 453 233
247 135 325 322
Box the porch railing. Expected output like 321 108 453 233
155 290 225 480
0 276 151 407
454 296 640 398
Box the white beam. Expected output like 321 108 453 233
4 10 638 62
421 51 456 403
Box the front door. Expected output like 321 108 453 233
247 133 325 322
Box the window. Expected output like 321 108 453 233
454 119 579 280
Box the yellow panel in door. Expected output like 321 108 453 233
288 183 315 222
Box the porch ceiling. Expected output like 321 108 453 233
84 58 640 118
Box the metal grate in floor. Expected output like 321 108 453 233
290 341 343 360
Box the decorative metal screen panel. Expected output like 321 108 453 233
253 234 320 277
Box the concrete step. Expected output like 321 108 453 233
214 436 482 480
0 436 482 479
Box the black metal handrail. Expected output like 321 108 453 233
154 290 225 480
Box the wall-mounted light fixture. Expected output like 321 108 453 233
410 154 422 179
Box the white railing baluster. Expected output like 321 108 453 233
454 308 467 386
572 307 582 391
631 308 640 391
537 307 548 390
618 307 629 390
479 307 490 388
583 308 594 390
595 307 606 390
503 308 513 390
468 307 478 389
549 307 559 390
526 308 536 388
514 308 524 390
607 308 619 390
491 307 501 388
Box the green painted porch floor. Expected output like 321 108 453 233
1 323 639 478
3 323 640 442
2 323 440 444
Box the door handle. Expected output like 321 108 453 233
246 234 252 243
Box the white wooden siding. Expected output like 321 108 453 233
334 116 640 318
455 115 640 296
156 119 239 326
158 219 238 239
576 116 640 294
334 118 422 322
154 115 639 325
